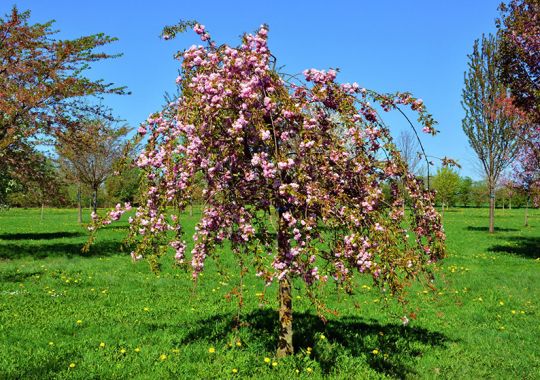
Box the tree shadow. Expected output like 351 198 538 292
0 231 84 240
465 226 519 232
488 236 540 259
0 240 131 260
173 309 450 378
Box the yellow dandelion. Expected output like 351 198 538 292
69 363 76 368
511 310 516 314
120 348 126 354
48 341 54 346
264 357 271 363
236 341 242 347
160 354 167 361
172 348 180 354
232 368 238 374
272 361 278 367
208 347 216 354
135 347 141 353
319 334 326 340
306 367 313 373
99 342 105 348
143 307 150 312
372 349 379 355
499 301 504 306
76 320 83 325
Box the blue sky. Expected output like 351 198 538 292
7 0 502 179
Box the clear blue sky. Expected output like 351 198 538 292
7 0 502 179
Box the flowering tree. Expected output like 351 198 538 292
497 0 539 125
88 23 446 357
462 34 521 233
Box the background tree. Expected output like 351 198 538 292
105 164 141 206
57 120 130 215
462 34 520 233
458 176 473 207
497 0 540 124
432 167 460 215
0 6 127 195
395 129 422 174
471 180 488 208
89 23 446 357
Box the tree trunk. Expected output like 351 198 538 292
92 188 98 214
77 185 82 224
488 183 495 234
524 197 529 227
276 211 293 358
509 197 512 210
440 202 445 219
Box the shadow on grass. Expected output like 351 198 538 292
488 236 540 259
0 231 85 240
0 240 130 260
465 226 519 232
175 309 449 378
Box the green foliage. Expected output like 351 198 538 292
0 208 538 378
105 166 142 205
458 177 473 207
432 167 460 207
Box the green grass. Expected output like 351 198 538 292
0 207 538 379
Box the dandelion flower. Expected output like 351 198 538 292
208 347 216 354
120 348 126 354
160 354 167 361
320 334 326 340
236 341 242 347
135 347 141 352
99 342 105 348
48 341 54 346
69 363 76 368
272 361 278 367
232 368 238 374
372 349 379 355
306 367 313 373
76 320 83 325
264 357 271 363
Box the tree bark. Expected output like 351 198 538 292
488 183 495 234
92 187 98 214
276 211 293 358
524 197 529 227
77 185 82 224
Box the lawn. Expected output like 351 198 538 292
0 207 538 379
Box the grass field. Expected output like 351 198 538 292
0 207 538 379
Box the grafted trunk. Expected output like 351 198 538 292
524 197 529 227
488 181 495 233
92 187 98 214
276 211 293 358
77 185 82 224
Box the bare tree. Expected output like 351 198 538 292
396 129 422 174
461 34 520 233
57 120 129 215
